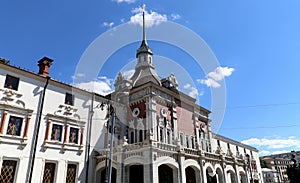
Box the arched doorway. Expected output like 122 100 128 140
239 171 247 183
159 164 173 183
216 168 224 183
206 167 217 183
129 165 144 183
185 166 196 183
227 170 237 183
99 167 117 183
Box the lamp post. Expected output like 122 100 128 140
99 102 116 183
107 104 115 183
101 92 128 183
246 154 253 183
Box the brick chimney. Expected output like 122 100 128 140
38 57 53 77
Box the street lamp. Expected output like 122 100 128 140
246 154 253 183
104 104 115 183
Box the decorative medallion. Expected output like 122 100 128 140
161 108 167 117
132 107 140 117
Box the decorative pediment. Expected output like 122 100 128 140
0 88 25 108
136 118 144 130
54 104 80 120
129 120 135 129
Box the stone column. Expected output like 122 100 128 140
23 117 31 138
146 96 157 141
178 152 185 183
220 156 227 183
235 163 241 183
45 120 51 140
172 104 178 141
0 112 7 134
199 152 206 183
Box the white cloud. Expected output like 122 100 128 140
259 150 271 156
208 67 234 81
170 14 181 20
102 22 115 28
74 76 113 96
129 6 167 27
198 78 221 88
184 83 198 98
111 0 136 4
272 150 290 155
197 66 234 88
241 136 300 149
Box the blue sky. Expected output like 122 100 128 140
1 0 300 155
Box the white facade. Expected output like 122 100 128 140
0 59 107 183
262 168 280 183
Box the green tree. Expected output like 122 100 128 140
287 155 300 183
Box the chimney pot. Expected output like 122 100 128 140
38 57 53 77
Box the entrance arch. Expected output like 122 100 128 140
239 171 247 183
97 167 117 183
206 166 217 183
129 164 144 183
158 164 174 183
185 166 196 183
227 170 237 183
216 167 224 183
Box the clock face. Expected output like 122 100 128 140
132 107 140 117
161 108 167 117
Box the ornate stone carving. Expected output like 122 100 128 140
54 104 80 119
0 88 25 108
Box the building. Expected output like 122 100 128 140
0 11 262 183
0 57 109 182
261 168 280 183
92 11 262 183
261 150 300 165
260 152 298 183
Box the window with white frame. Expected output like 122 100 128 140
186 136 189 148
0 159 18 183
191 136 195 149
44 115 85 150
51 124 63 141
4 74 19 91
42 162 56 183
65 163 77 183
69 127 79 144
0 110 31 140
6 116 23 136
65 93 74 106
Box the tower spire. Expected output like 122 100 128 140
136 4 152 58
142 4 146 42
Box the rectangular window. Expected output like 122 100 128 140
160 128 163 142
4 75 19 91
191 137 194 149
65 164 77 183
65 93 74 106
186 136 189 148
0 160 17 183
69 127 79 144
43 162 56 183
139 130 143 142
51 124 63 141
6 116 23 136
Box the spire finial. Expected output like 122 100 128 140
142 4 146 42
